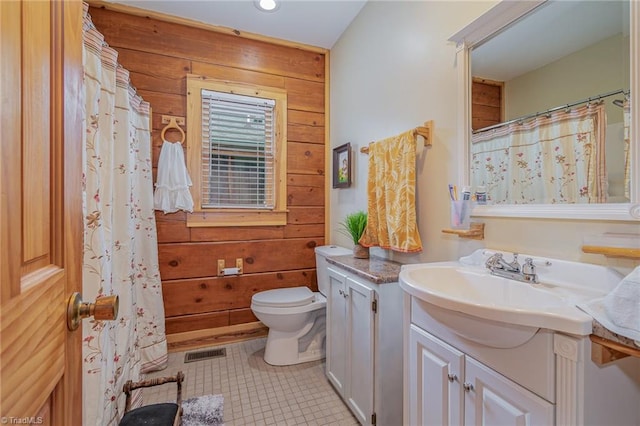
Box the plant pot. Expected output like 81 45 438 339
353 244 370 259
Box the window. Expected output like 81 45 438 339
202 90 275 209
187 75 287 227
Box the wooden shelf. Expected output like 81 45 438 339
590 335 640 365
441 223 484 240
581 245 640 259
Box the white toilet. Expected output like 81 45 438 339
250 245 351 366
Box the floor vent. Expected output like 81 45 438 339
184 348 226 363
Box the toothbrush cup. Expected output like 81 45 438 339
450 200 472 229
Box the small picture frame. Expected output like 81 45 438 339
333 143 352 188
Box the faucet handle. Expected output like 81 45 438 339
522 258 538 283
508 253 521 271
522 257 535 274
485 253 502 267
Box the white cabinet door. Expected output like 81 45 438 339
327 267 347 395
345 276 375 426
409 324 465 426
464 357 554 426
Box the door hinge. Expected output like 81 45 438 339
371 299 377 313
371 412 377 425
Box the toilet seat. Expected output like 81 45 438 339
251 286 314 308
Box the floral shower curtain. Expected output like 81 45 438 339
470 102 607 204
82 4 168 425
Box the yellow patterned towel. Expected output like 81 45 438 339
359 129 423 253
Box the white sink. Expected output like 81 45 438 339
399 249 622 337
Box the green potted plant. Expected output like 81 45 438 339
339 210 369 259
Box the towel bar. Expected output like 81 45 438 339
581 245 640 259
360 120 433 154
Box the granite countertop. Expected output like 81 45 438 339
326 255 403 284
591 319 640 354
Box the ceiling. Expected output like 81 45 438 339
107 0 368 49
472 0 629 81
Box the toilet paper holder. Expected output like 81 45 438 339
217 258 244 276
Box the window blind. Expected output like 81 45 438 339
201 89 276 209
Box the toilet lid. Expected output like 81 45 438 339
251 286 314 308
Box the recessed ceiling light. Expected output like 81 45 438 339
255 0 279 13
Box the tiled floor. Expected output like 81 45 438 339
143 337 359 425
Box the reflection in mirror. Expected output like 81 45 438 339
469 0 630 205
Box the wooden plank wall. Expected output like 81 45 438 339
472 77 503 131
89 7 326 337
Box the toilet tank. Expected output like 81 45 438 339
314 245 351 296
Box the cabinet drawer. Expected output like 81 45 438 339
411 296 555 402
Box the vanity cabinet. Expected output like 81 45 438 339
408 324 553 426
327 267 375 423
404 294 640 426
326 265 403 425
408 324 463 425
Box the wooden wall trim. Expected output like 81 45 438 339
87 0 329 54
167 322 268 352
324 51 331 243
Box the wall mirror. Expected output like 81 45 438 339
450 0 639 220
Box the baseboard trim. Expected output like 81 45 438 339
167 321 268 353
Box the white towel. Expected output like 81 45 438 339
578 265 640 342
154 140 194 214
603 265 640 338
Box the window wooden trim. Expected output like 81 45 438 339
186 74 288 227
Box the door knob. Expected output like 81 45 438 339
66 292 119 331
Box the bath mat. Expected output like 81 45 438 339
182 394 224 426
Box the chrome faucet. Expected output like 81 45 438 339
485 253 538 284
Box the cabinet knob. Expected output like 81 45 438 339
463 383 474 392
338 289 344 296
447 373 457 382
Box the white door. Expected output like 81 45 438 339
464 357 554 426
409 325 465 426
326 267 347 395
345 277 375 425
0 1 83 423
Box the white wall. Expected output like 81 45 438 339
330 1 639 273
505 34 628 123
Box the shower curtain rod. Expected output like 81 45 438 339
473 88 630 134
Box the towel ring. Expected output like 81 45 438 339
161 117 186 144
